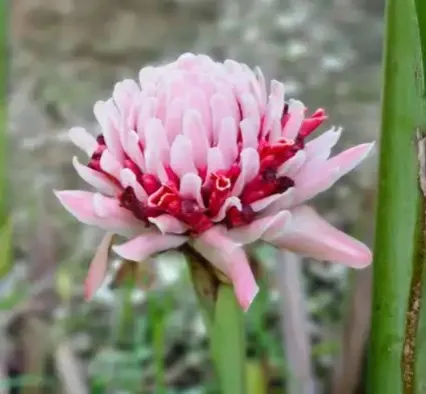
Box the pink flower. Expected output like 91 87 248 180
55 53 374 311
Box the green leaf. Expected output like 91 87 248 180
211 284 246 394
368 0 426 393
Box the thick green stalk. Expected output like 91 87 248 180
211 284 246 394
185 248 247 394
368 0 425 393
414 1 426 393
414 0 426 82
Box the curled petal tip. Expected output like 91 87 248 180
84 281 95 301
350 246 373 269
53 189 63 200
363 141 376 159
233 267 260 312
84 232 115 301
239 282 260 312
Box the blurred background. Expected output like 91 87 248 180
4 0 382 393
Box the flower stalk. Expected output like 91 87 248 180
186 248 246 394
211 284 247 394
413 1 426 392
369 0 426 392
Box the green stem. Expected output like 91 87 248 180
414 2 426 392
415 0 426 394
414 0 426 93
368 0 426 393
211 284 247 394
416 262 426 393
185 248 246 393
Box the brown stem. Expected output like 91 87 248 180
401 130 426 393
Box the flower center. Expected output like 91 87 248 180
86 104 325 234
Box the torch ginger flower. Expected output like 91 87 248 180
55 53 374 311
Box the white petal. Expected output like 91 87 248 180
170 135 197 178
72 156 119 196
68 127 97 157
211 196 242 222
120 169 148 201
282 99 305 140
180 173 205 208
228 211 291 244
232 148 260 196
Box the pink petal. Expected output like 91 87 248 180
145 118 170 166
176 52 199 69
228 211 291 244
113 79 139 118
277 150 306 178
112 233 188 261
254 67 267 114
232 148 260 196
270 80 285 115
282 99 305 140
183 110 209 169
93 99 118 130
55 190 144 236
72 156 120 196
92 193 146 236
251 188 294 213
304 127 342 160
93 100 124 161
180 173 205 208
170 135 197 178
217 117 238 167
123 130 146 172
137 97 157 143
145 145 168 184
138 66 158 88
268 118 283 143
271 205 372 268
240 93 261 131
55 190 99 225
211 196 242 222
259 189 295 216
148 215 188 234
190 227 259 311
68 127 97 157
100 149 122 180
211 93 234 144
120 169 148 201
206 147 226 180
240 118 258 149
164 98 185 144
294 142 375 204
84 232 114 301
261 80 285 138
327 142 375 174
185 88 210 134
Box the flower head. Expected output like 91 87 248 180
55 53 374 311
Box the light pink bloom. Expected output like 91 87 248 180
55 53 374 311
